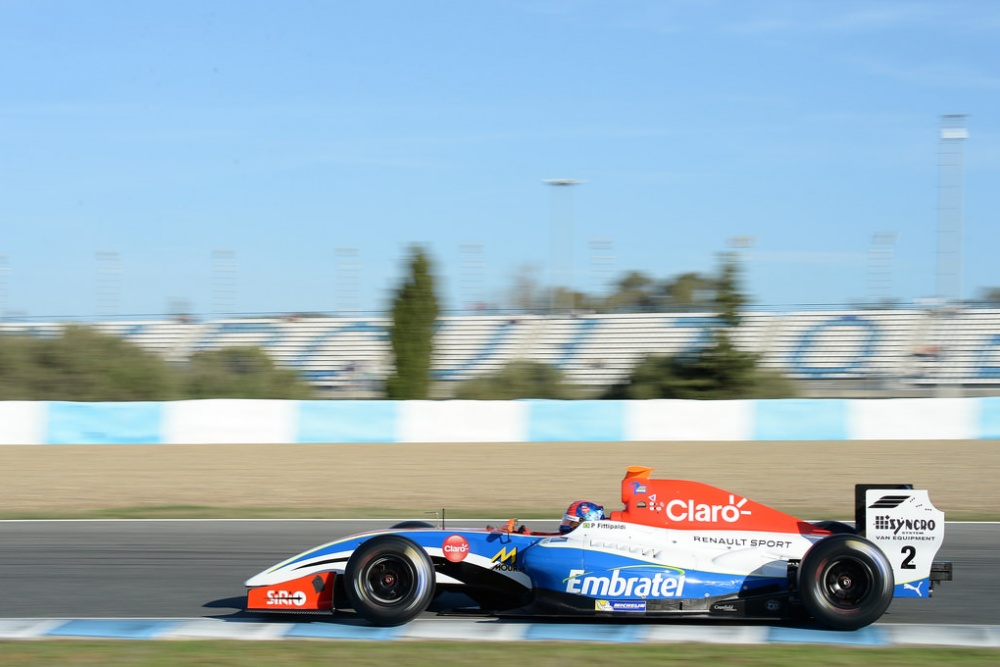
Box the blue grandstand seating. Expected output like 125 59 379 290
5 307 1000 395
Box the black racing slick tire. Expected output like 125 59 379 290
389 521 435 529
343 534 436 626
811 520 856 534
798 534 894 631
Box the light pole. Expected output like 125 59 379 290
335 246 361 315
868 232 898 305
0 254 8 319
544 178 584 313
95 250 121 319
937 114 968 304
212 249 238 316
459 242 485 313
589 237 615 298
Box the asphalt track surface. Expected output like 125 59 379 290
0 519 996 628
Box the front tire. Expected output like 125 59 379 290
390 521 435 529
343 535 435 626
798 534 894 631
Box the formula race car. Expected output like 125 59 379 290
245 466 951 631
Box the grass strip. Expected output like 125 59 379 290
1 640 999 667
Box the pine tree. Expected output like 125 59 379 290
386 246 439 399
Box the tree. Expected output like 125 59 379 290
181 346 314 399
0 325 180 401
0 326 315 401
500 258 738 315
977 287 1000 303
386 246 439 399
665 272 716 309
604 253 796 399
604 271 658 312
714 251 746 328
453 360 577 399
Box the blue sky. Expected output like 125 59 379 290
2 1 998 319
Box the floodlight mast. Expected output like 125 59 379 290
937 114 967 304
544 178 585 314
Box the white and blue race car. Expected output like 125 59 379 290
246 466 951 631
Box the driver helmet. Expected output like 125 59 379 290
559 500 605 534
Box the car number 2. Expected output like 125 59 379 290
901 545 917 570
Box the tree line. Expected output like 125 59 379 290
0 327 312 401
452 249 795 400
0 246 795 401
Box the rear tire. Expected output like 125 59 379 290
343 535 435 626
798 534 894 631
811 520 856 534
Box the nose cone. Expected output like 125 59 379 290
244 570 270 587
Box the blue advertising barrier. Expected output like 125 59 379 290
2 397 995 445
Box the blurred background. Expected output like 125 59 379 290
2 2 999 402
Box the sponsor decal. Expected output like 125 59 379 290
596 599 647 612
693 535 791 549
265 590 307 607
491 546 522 572
871 515 938 542
873 516 937 535
565 567 686 598
711 602 740 613
766 599 781 612
247 573 334 612
588 522 626 531
869 495 911 509
442 535 470 562
646 493 752 524
630 481 648 494
866 489 943 547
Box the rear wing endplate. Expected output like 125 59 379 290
854 484 951 597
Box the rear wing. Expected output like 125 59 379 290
855 484 952 598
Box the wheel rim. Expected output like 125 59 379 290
362 555 416 606
821 557 872 607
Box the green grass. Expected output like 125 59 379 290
0 641 998 667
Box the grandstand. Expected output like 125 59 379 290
4 307 1000 398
